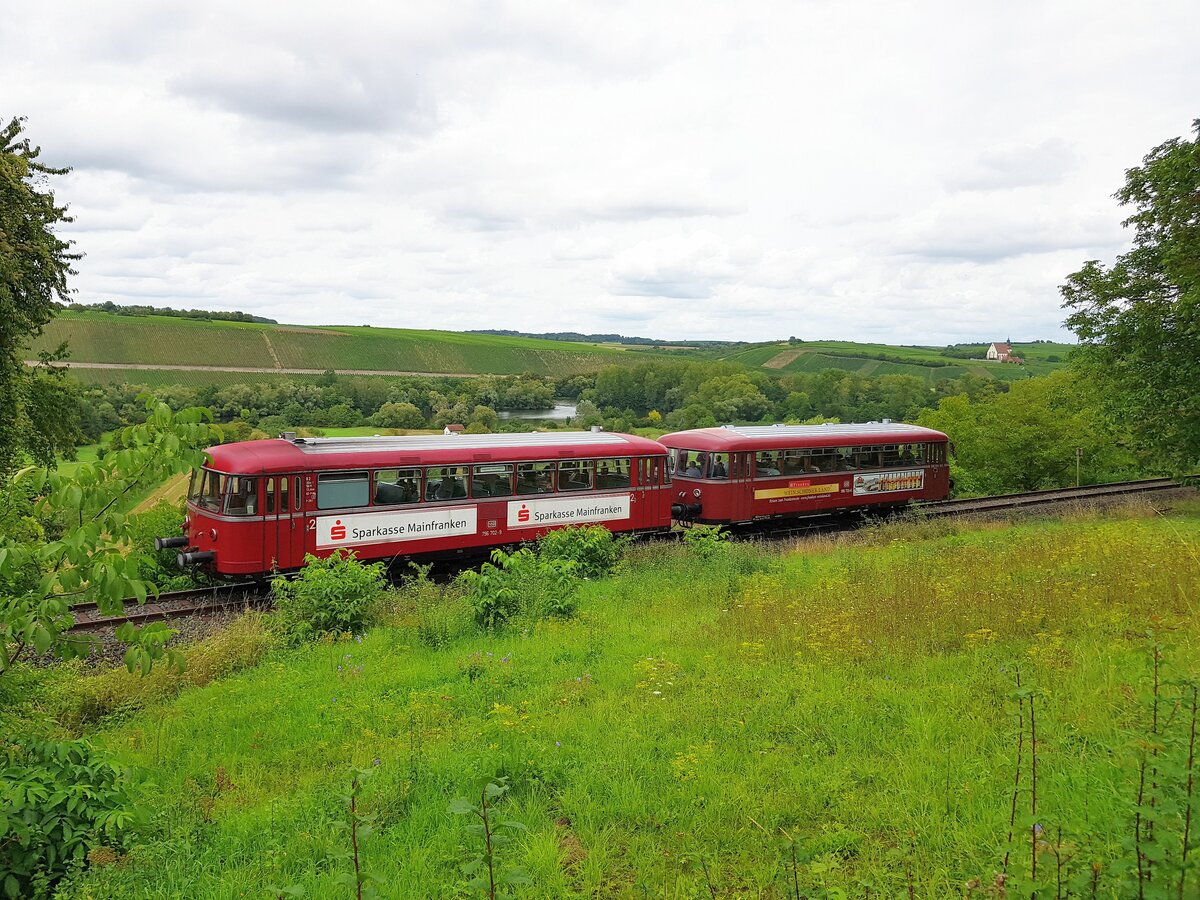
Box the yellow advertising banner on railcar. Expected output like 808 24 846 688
754 481 841 500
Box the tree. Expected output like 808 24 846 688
917 371 1134 495
0 117 83 474
1060 119 1200 469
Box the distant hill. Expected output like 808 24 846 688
723 340 1073 383
30 310 1074 386
31 310 653 380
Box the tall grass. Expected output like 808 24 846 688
56 508 1200 897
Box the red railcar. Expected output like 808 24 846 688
168 432 673 577
659 423 950 525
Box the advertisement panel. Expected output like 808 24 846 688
754 480 840 500
852 470 924 496
507 495 631 529
316 507 477 549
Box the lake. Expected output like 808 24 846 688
497 403 577 421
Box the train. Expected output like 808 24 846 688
158 423 951 578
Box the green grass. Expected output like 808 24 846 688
47 503 1200 897
725 340 1072 382
33 311 655 379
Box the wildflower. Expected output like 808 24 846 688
332 697 337 703
373 758 381 766
555 741 561 748
501 656 509 663
337 665 343 671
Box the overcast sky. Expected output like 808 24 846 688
6 1 1198 343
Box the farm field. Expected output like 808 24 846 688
725 341 1072 382
42 502 1200 898
32 310 1074 387
31 311 649 379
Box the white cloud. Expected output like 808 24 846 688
5 0 1199 342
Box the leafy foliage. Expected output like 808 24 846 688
0 737 139 898
448 777 531 897
1061 119 1200 470
271 551 387 642
0 117 83 474
459 548 577 630
0 397 220 677
917 370 1136 494
535 524 628 578
682 523 730 560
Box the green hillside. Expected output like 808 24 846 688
31 311 644 378
31 310 1075 386
724 340 1072 382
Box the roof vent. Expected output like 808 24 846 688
882 418 892 424
280 431 297 441
590 425 604 433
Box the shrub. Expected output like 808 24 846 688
0 737 140 898
683 524 730 560
124 501 195 590
271 551 387 642
459 548 577 630
536 525 628 578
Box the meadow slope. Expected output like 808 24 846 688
48 502 1200 898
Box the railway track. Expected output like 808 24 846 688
66 476 1194 632
916 476 1185 517
68 582 267 632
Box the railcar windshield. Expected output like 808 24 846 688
188 468 226 512
223 475 259 516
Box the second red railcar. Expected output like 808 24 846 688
660 423 951 525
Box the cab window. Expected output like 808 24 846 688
190 469 226 512
223 475 259 516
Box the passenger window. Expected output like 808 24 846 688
755 451 781 477
317 472 370 510
473 464 514 498
516 462 554 494
280 476 289 513
426 466 468 501
596 458 632 489
224 475 259 516
375 468 421 505
265 478 276 514
708 453 729 479
558 459 594 492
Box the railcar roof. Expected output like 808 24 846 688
659 423 948 451
203 431 667 474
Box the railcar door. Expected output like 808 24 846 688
730 452 753 522
264 475 302 571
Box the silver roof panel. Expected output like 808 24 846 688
721 423 935 440
291 432 630 453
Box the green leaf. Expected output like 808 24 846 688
447 797 476 815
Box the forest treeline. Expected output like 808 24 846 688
55 358 1153 492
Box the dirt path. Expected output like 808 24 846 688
27 360 481 378
762 349 807 369
133 473 190 513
